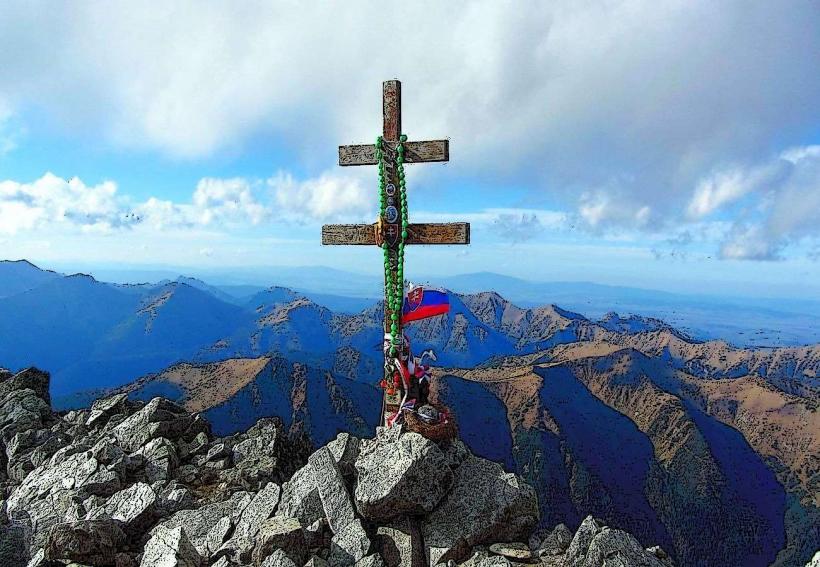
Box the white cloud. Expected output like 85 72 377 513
269 170 372 223
720 225 782 261
578 191 653 230
0 169 372 236
698 145 820 260
192 178 267 226
0 3 817 172
0 2 818 259
0 173 123 235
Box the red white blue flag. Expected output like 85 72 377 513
402 286 450 323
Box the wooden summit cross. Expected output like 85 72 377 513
322 80 469 426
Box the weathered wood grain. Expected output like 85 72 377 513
384 80 401 140
322 223 470 245
339 140 449 166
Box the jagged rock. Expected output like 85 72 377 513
0 368 50 406
0 389 51 441
87 482 157 535
421 454 538 565
231 418 281 464
260 548 298 567
278 464 323 526
155 483 196 516
140 525 202 567
354 431 451 521
305 556 329 567
83 468 122 497
328 518 371 566
135 437 179 482
355 554 386 567
204 516 232 556
43 519 126 565
537 523 573 557
29 433 71 468
85 394 131 429
7 449 102 549
115 552 139 567
0 516 30 567
179 432 208 460
304 518 329 550
277 433 360 527
251 516 307 567
153 491 252 558
206 442 231 462
564 516 602 565
438 438 470 471
578 526 669 567
24 548 46 567
309 446 358 534
110 398 199 453
328 433 361 479
232 482 281 542
375 518 425 567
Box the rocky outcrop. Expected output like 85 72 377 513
0 366 674 566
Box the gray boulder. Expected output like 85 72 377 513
0 368 50 405
577 526 669 567
375 518 425 567
43 519 126 565
564 516 602 565
355 554 387 567
260 548 298 567
251 516 307 567
0 517 30 567
421 454 538 564
85 394 131 429
216 482 281 563
309 446 358 534
7 449 103 549
153 491 253 558
537 523 573 557
140 525 202 567
354 432 451 521
135 436 179 482
278 433 361 526
110 398 199 452
87 482 157 535
328 518 371 566
233 482 281 541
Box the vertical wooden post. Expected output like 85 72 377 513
381 80 403 425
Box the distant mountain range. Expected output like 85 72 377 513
55 261 820 346
2 259 819 566
4 260 817 400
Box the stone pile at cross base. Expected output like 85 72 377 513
0 367 676 567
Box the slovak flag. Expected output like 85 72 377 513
402 286 450 323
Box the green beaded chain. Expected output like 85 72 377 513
376 134 410 357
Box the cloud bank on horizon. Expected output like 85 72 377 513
0 1 819 294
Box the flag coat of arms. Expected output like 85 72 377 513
402 286 450 323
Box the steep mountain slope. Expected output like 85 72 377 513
120 355 381 445
0 259 62 298
436 344 819 567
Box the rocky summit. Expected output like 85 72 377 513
0 367 674 566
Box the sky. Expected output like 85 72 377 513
1 1 819 298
